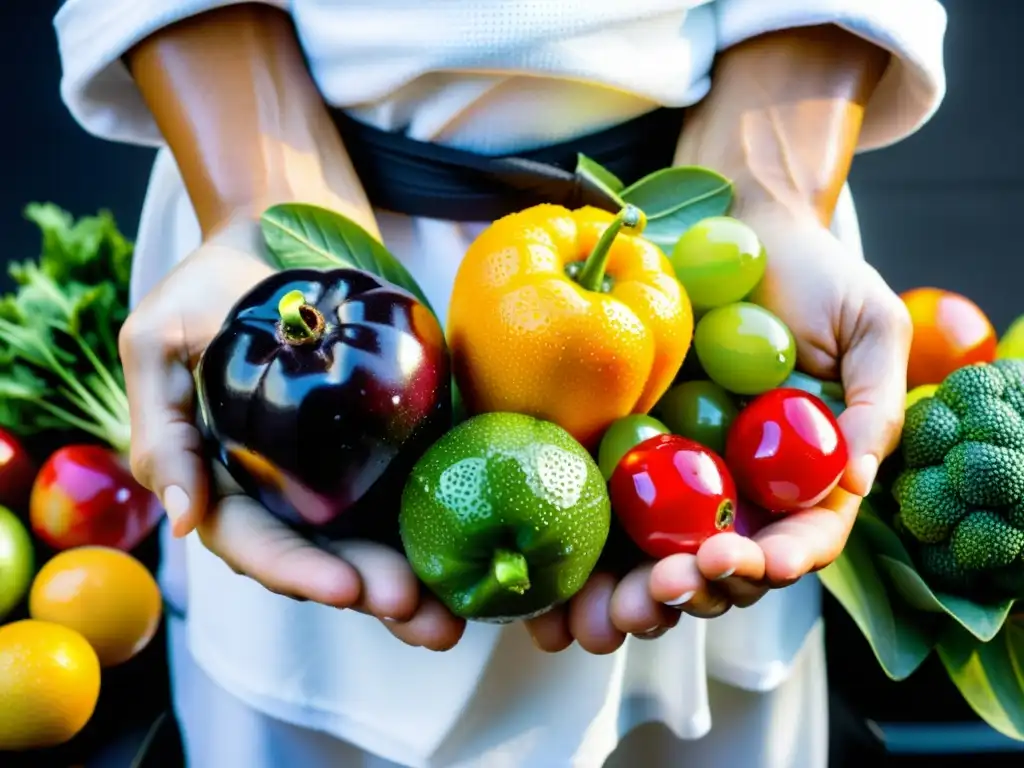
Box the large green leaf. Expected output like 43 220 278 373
619 167 733 250
878 556 1014 642
260 203 434 315
818 511 936 680
576 154 626 202
938 620 1024 741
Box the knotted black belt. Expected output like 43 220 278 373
329 107 685 222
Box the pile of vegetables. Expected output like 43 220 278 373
0 205 163 755
819 294 1024 741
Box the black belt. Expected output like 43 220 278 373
330 107 685 221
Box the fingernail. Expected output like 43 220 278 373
713 568 735 581
636 626 668 640
382 617 398 623
664 591 695 607
857 455 879 492
162 485 190 523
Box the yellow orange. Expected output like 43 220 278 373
29 546 162 668
0 619 101 751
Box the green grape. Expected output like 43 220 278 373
779 371 846 417
653 379 738 455
694 302 796 395
597 414 669 481
670 217 767 312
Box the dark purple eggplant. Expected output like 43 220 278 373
196 268 451 535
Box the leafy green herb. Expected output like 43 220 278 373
0 204 133 453
260 203 435 314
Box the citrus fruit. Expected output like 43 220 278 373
901 287 996 389
669 216 767 312
400 412 611 622
29 546 162 667
997 314 1024 360
0 505 34 621
693 302 796 395
0 619 100 751
906 383 939 409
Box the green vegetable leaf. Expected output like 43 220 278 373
938 620 1024 741
619 166 733 250
576 154 626 203
878 556 1014 642
818 510 936 680
261 203 434 315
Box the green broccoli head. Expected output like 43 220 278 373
893 360 1024 600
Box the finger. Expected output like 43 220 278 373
120 313 208 536
649 555 729 619
197 494 361 606
838 281 913 495
568 573 626 655
327 540 421 622
380 595 466 652
753 486 863 585
524 606 574 653
694 533 766 582
694 533 769 608
609 563 678 636
716 578 770 608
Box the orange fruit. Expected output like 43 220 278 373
901 287 996 389
29 546 162 668
0 619 101 750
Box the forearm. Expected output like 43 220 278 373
126 3 377 240
676 25 890 225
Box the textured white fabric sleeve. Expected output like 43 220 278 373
714 0 948 150
54 0 290 146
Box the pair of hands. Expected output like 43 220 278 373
119 201 911 653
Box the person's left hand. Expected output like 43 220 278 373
525 201 913 653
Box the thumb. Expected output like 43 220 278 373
837 287 913 496
120 314 209 537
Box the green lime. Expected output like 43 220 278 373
0 506 34 621
597 415 670 480
653 380 737 455
400 412 611 622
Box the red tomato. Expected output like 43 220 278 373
725 389 848 513
30 445 161 552
0 428 36 512
901 287 996 389
608 433 737 559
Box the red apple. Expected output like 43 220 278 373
0 427 37 512
30 445 162 552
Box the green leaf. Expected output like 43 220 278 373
938 620 1024 741
818 511 936 680
260 203 434 315
576 154 626 202
878 556 1014 642
619 166 733 250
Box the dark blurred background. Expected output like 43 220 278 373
2 0 1022 766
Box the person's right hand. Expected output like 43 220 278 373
119 218 465 651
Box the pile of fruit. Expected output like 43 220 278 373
0 206 164 754
206 160 855 627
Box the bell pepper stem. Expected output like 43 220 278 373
492 549 531 595
278 290 324 343
575 204 647 293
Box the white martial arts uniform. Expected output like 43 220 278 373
54 1 947 765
